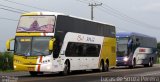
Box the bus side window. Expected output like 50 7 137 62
128 39 133 54
136 38 140 47
65 42 101 57
77 45 84 57
65 42 74 57
85 44 100 57
65 42 79 57
131 38 140 52
65 43 71 56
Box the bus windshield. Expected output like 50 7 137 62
15 37 52 56
117 37 129 57
17 16 55 32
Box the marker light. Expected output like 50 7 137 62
123 57 128 61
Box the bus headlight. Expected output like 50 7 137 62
47 66 51 70
123 57 128 61
14 65 17 69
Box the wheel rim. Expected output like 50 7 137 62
149 60 153 67
100 65 103 71
149 61 151 66
64 62 69 74
100 63 103 72
132 59 136 67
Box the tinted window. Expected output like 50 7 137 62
55 15 116 40
15 37 51 56
85 44 100 57
65 42 101 57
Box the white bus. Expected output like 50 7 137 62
6 12 116 76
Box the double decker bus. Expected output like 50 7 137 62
116 32 157 68
6 12 116 76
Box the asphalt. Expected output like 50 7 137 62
0 64 160 82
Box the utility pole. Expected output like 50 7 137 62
89 3 102 20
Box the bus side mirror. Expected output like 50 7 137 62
6 38 14 51
49 38 55 51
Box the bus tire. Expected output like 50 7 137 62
149 59 153 67
61 61 70 76
99 61 105 72
29 71 38 76
105 60 109 72
144 64 148 67
144 58 153 67
129 59 136 69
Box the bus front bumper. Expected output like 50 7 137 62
14 63 52 72
116 61 129 66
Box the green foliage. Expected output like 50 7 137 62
0 52 13 71
156 42 160 63
157 42 160 57
158 42 160 50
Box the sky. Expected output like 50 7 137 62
0 0 160 51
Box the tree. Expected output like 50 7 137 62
157 42 160 56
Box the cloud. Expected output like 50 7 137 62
141 3 160 12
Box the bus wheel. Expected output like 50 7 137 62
105 60 109 72
61 61 70 76
29 71 38 76
129 59 136 69
99 61 105 72
144 59 153 67
149 59 153 67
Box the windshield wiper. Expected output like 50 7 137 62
32 50 46 56
23 47 31 56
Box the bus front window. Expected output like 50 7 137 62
32 37 51 56
15 37 52 56
17 16 55 33
15 37 32 56
117 37 129 57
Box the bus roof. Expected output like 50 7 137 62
22 11 65 16
116 32 156 39
22 11 114 27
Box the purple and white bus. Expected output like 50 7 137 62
116 32 157 68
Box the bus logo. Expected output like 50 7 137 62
139 48 146 52
77 35 84 41
86 37 95 42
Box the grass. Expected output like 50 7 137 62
157 57 160 64
0 69 16 72
0 52 13 71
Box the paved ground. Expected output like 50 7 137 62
0 64 160 82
